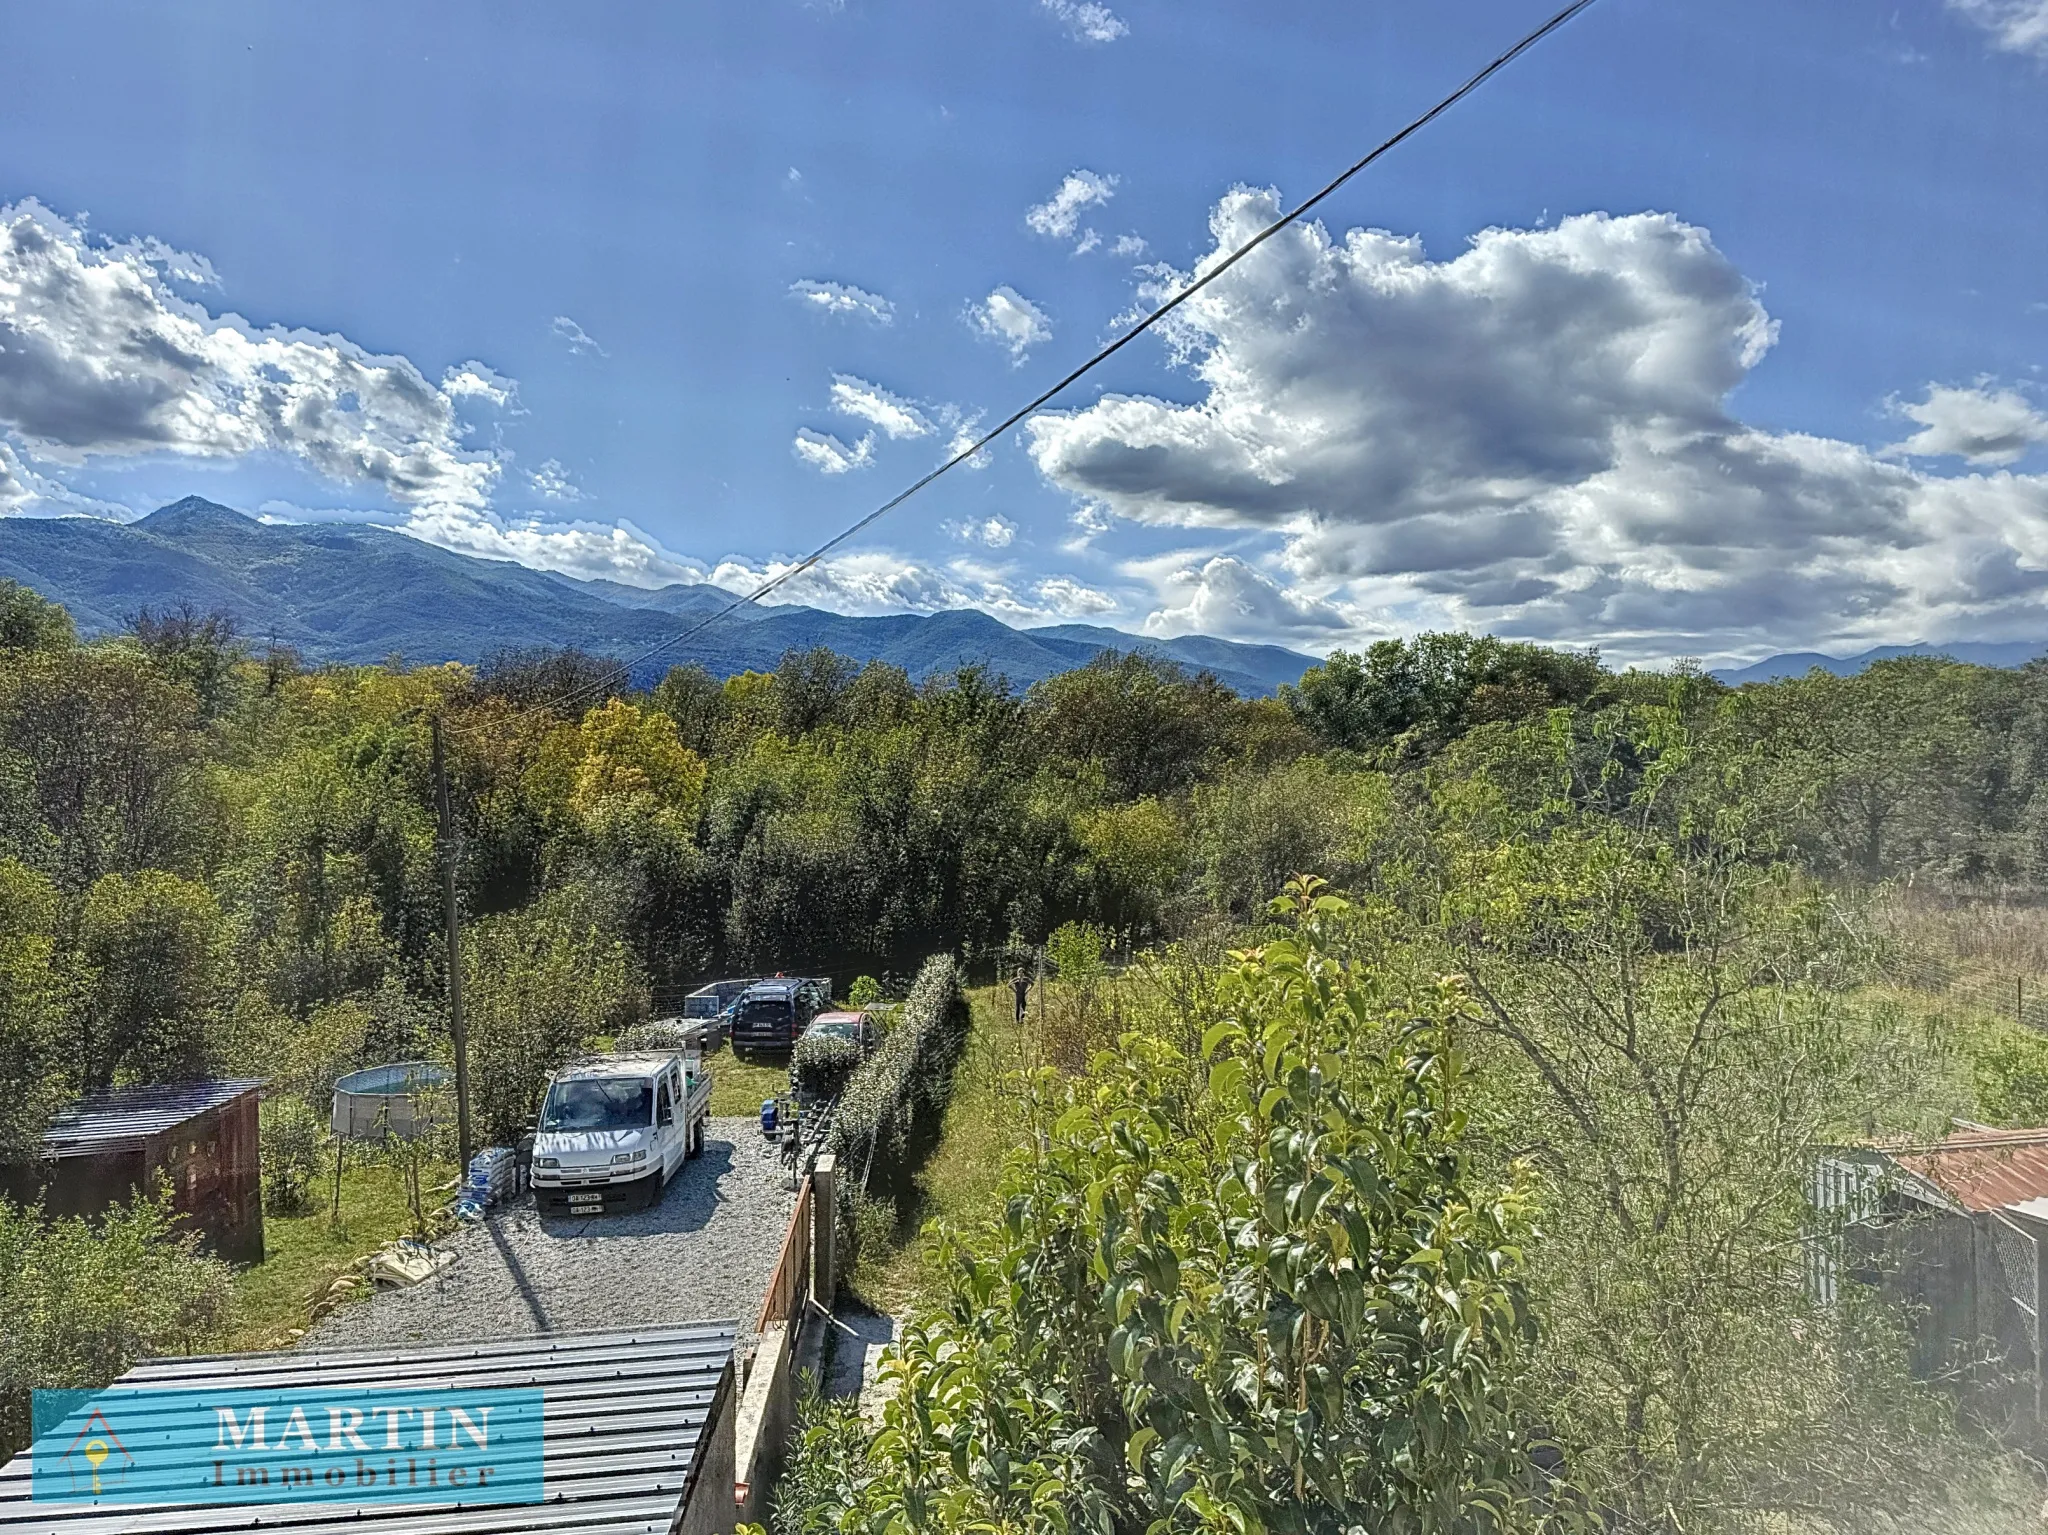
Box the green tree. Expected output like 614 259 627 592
1028 650 1251 801
1739 657 1988 882
0 581 74 654
1282 634 1604 756
0 858 70 1159
126 604 246 721
1193 756 1393 918
1410 694 2012 1532
1074 795 1185 937
0 646 205 888
462 888 638 1143
651 663 731 756
76 868 223 1091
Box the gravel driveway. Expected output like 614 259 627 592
305 1117 796 1349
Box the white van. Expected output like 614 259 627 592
530 1050 712 1215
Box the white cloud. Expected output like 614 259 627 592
791 427 875 475
789 280 895 324
1040 0 1127 43
1889 382 2048 466
1027 170 1119 253
970 286 1053 363
709 551 972 615
1035 576 1121 616
529 458 583 501
0 442 32 512
1137 554 1351 640
949 516 1016 548
704 547 1128 629
1025 189 2048 662
0 200 501 515
945 418 994 471
550 315 607 356
829 375 932 439
113 235 219 289
443 362 516 408
401 508 707 588
1111 234 1148 259
1948 0 2048 57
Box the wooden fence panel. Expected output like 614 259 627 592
757 1177 813 1330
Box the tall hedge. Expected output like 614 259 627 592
828 953 970 1196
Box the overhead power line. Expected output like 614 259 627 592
497 0 1605 726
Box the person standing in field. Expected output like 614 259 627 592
1012 969 1030 1023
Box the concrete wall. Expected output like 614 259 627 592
678 1358 739 1535
733 1320 798 1529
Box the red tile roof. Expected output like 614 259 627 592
1890 1128 2048 1213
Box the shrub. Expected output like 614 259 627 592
261 1097 326 1215
768 1385 868 1535
791 1031 858 1101
1045 919 1106 980
828 954 971 1197
847 974 883 1008
0 1193 233 1458
809 882 1547 1535
614 1018 706 1053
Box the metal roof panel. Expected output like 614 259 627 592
34 1082 266 1158
0 1325 736 1535
1888 1129 2048 1213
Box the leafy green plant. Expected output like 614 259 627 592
823 880 1548 1535
261 1097 326 1215
847 974 883 1008
1045 919 1106 981
768 1383 868 1535
0 1192 232 1458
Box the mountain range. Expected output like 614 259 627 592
1709 641 2048 685
0 498 1319 695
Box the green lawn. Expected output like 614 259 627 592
853 984 1035 1311
228 1153 455 1351
707 1047 792 1117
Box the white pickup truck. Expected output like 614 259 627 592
530 1049 713 1216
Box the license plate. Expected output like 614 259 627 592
567 1192 603 1205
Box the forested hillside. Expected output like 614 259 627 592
0 497 1314 694
11 576 2048 1528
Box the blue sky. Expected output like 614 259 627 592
1 0 2045 663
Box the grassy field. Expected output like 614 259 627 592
851 984 1037 1311
707 1047 792 1117
227 1152 456 1351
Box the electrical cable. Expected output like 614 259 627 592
476 0 1604 727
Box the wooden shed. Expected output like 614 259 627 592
0 1080 265 1264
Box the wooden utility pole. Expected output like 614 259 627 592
432 716 473 1171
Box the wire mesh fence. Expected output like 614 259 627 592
1890 959 2048 1033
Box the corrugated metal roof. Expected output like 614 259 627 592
0 1323 736 1535
36 1082 266 1158
1889 1128 2048 1213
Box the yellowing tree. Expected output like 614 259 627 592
527 699 707 841
568 698 707 821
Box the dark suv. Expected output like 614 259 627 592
729 976 831 1055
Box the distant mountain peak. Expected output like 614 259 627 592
137 496 255 530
